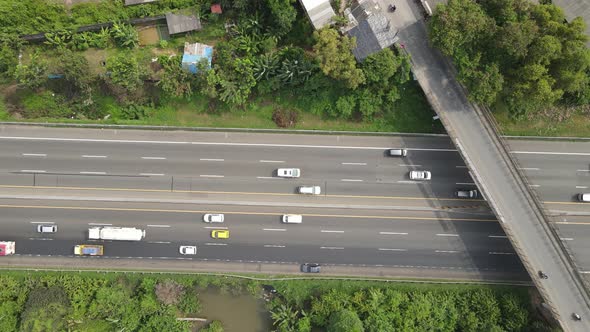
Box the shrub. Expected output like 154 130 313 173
155 279 184 305
272 107 298 128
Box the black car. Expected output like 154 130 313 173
301 263 321 273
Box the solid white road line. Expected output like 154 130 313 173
22 153 47 157
29 238 53 241
200 174 224 178
141 156 167 160
149 241 171 244
455 165 468 168
263 228 286 231
264 245 286 248
488 235 508 238
489 252 515 255
378 248 407 251
204 226 228 229
21 170 46 173
513 151 590 156
320 246 344 250
88 223 112 226
560 237 574 241
205 243 227 246
576 186 588 189
259 160 284 163
577 169 590 172
528 184 541 188
321 230 344 233
435 250 459 253
0 136 459 151
147 224 171 228
200 158 224 162
455 182 475 185
436 233 459 237
399 164 422 167
256 176 277 179
140 173 165 176
30 221 55 224
341 179 363 182
82 155 107 158
341 162 367 166
519 167 540 171
80 171 106 175
379 232 408 235
398 180 419 184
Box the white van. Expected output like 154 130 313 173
298 186 321 195
282 214 302 224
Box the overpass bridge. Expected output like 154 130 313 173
395 9 590 332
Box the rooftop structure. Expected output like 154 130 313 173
182 42 214 73
165 12 202 35
346 13 397 61
298 0 336 29
124 0 158 6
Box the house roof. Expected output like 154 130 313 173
165 12 202 35
124 0 158 6
211 4 222 14
347 13 398 61
298 0 336 29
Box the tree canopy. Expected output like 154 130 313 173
428 0 590 116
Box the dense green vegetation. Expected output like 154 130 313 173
428 0 590 124
0 0 436 132
0 271 555 332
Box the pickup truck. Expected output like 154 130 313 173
74 245 104 256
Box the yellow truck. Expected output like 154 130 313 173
74 245 104 256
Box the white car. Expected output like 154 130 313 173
179 246 197 255
37 224 57 233
282 214 303 224
203 214 224 223
277 168 301 178
298 185 321 195
409 170 431 180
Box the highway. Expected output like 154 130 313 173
2 126 589 328
1 198 523 273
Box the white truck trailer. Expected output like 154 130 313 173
88 227 146 241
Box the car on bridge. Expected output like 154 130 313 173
455 189 478 199
409 170 431 180
298 185 321 195
578 193 590 202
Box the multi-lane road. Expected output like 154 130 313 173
0 127 589 277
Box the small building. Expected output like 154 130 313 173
211 3 222 14
124 0 158 6
349 0 380 22
182 42 214 73
165 12 202 35
298 0 336 30
346 13 397 61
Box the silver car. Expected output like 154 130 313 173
298 186 321 195
455 189 478 199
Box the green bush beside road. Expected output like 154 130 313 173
0 271 555 332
